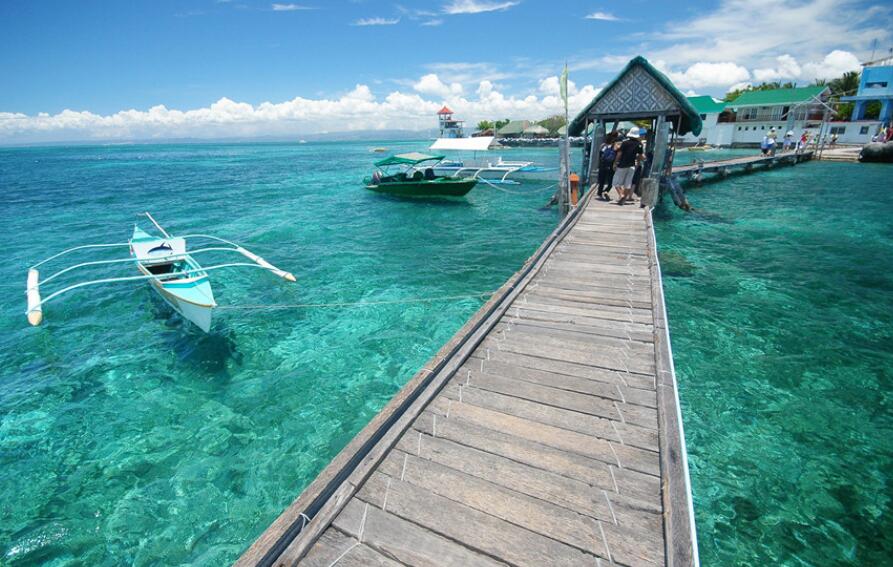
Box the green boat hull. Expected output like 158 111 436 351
364 178 477 197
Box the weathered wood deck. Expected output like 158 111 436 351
671 149 813 181
236 190 698 567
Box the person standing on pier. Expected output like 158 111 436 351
592 132 619 201
613 127 644 206
783 130 794 152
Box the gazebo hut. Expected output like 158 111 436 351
522 124 550 138
567 56 702 208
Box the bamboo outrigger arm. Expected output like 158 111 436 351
25 262 293 325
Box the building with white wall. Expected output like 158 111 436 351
683 86 882 147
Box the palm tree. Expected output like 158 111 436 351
830 71 860 96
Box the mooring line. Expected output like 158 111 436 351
216 291 495 311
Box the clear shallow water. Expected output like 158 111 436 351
654 161 893 565
0 142 560 565
2 143 890 566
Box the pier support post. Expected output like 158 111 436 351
585 122 604 191
558 138 569 216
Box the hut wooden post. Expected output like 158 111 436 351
643 115 670 209
586 121 604 194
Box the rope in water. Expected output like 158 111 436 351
215 291 495 311
478 178 558 195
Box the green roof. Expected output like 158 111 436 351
374 152 444 167
728 86 827 107
568 56 702 136
686 95 727 115
496 120 529 136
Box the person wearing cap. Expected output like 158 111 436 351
612 127 644 206
783 130 794 152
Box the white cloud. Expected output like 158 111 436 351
0 78 605 143
656 61 751 89
443 0 519 15
413 73 464 97
352 17 400 26
802 49 862 80
421 19 444 26
538 75 577 96
752 54 802 82
271 3 313 11
584 11 618 21
646 0 889 70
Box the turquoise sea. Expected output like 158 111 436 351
655 159 893 565
0 141 561 565
0 142 890 565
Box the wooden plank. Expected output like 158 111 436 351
436 382 659 452
411 410 660 507
469 348 656 391
459 369 643 423
333 499 508 567
356 472 597 566
379 449 613 559
500 309 655 344
479 333 656 377
431 390 660 475
464 355 657 408
495 321 655 357
300 529 402 567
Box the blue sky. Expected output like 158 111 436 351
1 0 891 142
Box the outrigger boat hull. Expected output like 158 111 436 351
131 225 217 332
152 280 214 332
364 178 478 197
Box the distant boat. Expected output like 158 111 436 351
372 147 388 153
429 136 557 182
364 152 477 197
299 140 307 144
25 213 296 332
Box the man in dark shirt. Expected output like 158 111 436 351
612 127 644 206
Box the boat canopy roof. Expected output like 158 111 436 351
430 136 496 151
374 152 445 167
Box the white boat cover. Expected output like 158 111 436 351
430 136 496 151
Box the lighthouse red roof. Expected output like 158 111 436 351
437 106 453 115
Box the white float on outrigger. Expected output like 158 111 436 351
25 212 296 332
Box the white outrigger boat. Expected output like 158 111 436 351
429 136 557 184
26 213 296 332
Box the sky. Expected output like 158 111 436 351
1 0 891 143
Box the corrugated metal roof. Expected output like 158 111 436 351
728 86 827 107
686 95 727 114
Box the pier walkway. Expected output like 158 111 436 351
671 149 814 182
237 191 697 567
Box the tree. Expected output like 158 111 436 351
723 81 798 102
476 120 494 132
829 71 860 97
494 118 510 130
537 114 567 135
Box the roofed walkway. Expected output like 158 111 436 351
236 192 697 567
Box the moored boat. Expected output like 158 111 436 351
25 213 296 333
364 152 478 197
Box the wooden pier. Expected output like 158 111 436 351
670 150 814 183
236 189 698 567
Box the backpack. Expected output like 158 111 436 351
601 144 616 164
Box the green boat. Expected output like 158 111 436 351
364 152 478 197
